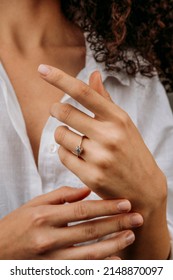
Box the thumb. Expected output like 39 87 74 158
89 71 112 102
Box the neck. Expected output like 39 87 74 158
0 0 84 51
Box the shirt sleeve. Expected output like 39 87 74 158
135 75 173 258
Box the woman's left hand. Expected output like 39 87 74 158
38 65 167 215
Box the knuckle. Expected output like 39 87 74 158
32 235 53 255
84 223 99 240
58 103 73 122
99 125 119 150
55 126 68 144
57 186 74 204
116 216 125 231
85 250 97 260
95 151 113 170
104 130 125 152
52 70 64 84
74 202 89 220
30 208 47 227
115 214 133 231
89 171 106 192
80 83 92 98
118 112 131 128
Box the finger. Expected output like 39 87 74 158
42 199 132 226
55 126 96 161
89 71 112 102
50 213 142 248
58 147 135 200
58 146 117 199
105 256 121 260
38 64 120 119
42 230 135 260
26 186 91 207
58 146 110 199
58 146 97 189
51 102 100 139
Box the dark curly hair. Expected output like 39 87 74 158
61 0 173 93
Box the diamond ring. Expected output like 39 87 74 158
73 135 85 157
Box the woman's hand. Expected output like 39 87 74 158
0 186 143 260
38 65 166 215
38 64 170 259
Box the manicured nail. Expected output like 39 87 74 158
117 200 131 212
130 214 143 227
38 64 51 76
125 232 135 245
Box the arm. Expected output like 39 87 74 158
121 174 170 259
123 76 173 259
38 65 172 259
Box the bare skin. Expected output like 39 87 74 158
0 0 85 164
38 65 170 260
0 186 142 260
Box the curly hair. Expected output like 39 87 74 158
61 0 173 93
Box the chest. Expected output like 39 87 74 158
2 62 63 165
0 48 85 164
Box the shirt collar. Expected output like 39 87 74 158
61 40 130 103
84 38 130 87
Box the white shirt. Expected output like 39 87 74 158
0 45 173 258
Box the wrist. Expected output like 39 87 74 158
136 170 170 259
132 166 167 219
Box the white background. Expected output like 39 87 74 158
0 260 172 280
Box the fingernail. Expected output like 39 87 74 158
117 200 131 212
125 232 135 245
130 214 143 227
38 64 51 76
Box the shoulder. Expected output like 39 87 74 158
131 72 172 113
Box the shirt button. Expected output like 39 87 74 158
49 144 57 154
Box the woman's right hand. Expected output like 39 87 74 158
0 186 143 260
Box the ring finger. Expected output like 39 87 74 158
55 125 96 161
42 230 135 260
